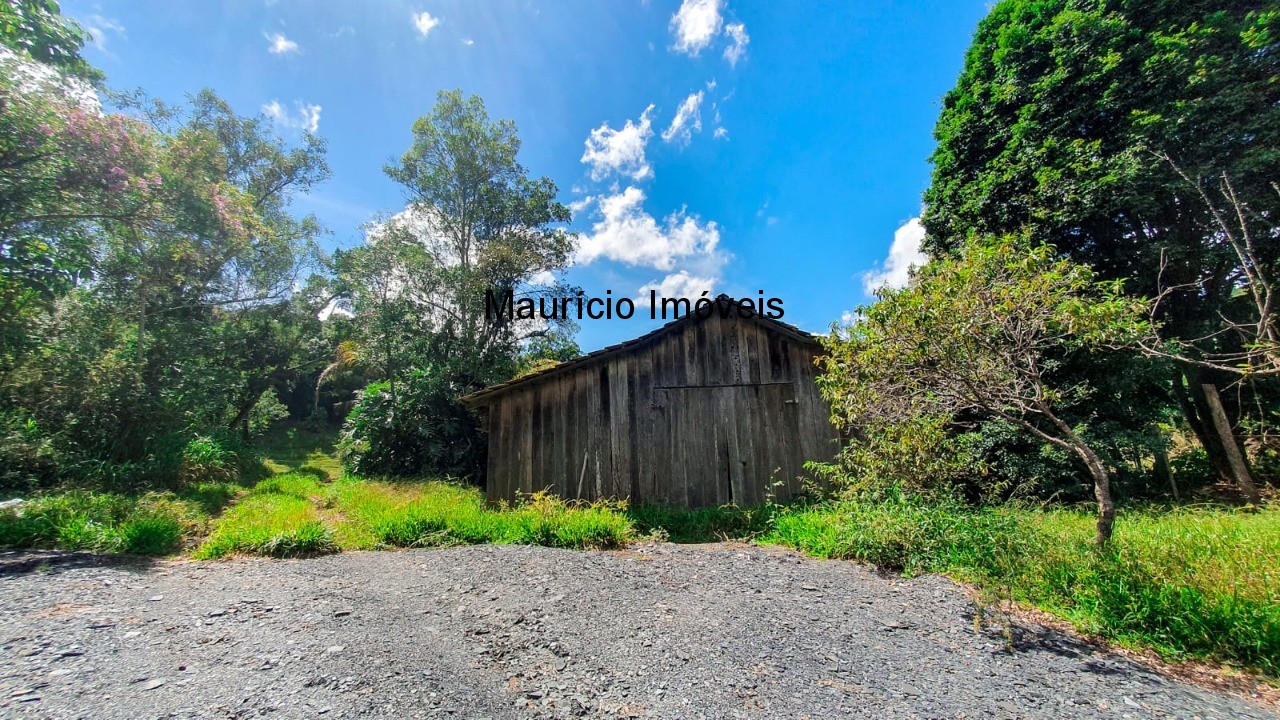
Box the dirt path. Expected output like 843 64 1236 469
0 543 1273 719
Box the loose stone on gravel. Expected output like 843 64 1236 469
0 544 1274 719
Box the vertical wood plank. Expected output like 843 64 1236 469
635 349 655 503
608 358 630 499
547 380 564 498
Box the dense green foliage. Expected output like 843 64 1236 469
820 235 1149 543
924 0 1279 286
921 0 1280 492
337 348 493 478
0 6 335 492
0 0 100 81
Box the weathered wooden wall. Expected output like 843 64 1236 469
479 313 839 509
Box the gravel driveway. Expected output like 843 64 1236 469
0 543 1273 719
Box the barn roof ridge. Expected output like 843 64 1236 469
459 293 819 407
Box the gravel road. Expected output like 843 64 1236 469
0 543 1273 719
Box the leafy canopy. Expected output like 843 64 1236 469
819 235 1149 492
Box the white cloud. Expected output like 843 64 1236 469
713 126 728 139
861 218 928 294
567 194 596 216
581 105 655 181
528 270 556 287
82 15 126 54
637 270 716 307
413 11 441 37
723 22 749 66
461 38 475 46
669 0 722 56
840 310 858 326
330 26 356 39
661 91 704 145
266 32 298 55
575 187 720 271
262 99 322 133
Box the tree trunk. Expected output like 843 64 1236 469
1200 382 1261 505
228 385 268 443
1077 444 1116 547
1175 368 1235 483
1153 446 1177 500
1038 407 1117 547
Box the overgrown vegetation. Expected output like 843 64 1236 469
921 0 1280 500
195 474 632 558
763 495 1280 677
0 484 237 555
0 3 332 494
330 90 580 480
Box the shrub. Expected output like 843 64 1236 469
121 512 184 554
181 435 238 485
0 414 63 491
337 353 498 480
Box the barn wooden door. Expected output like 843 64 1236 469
652 383 800 509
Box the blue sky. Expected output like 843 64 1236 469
63 0 989 350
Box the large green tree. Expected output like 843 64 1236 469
0 0 100 82
335 90 577 479
1 39 330 486
922 0 1280 492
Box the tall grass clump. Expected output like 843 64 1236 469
764 495 1280 677
0 491 195 555
628 503 776 543
195 472 335 559
333 481 633 550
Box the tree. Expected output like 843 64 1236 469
0 82 330 487
921 0 1280 495
335 90 578 479
819 236 1149 546
1141 164 1279 382
0 60 152 371
0 0 101 82
380 89 576 357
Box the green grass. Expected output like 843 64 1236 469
194 472 335 559
628 503 776 542
255 423 343 480
193 474 634 558
0 490 207 555
762 496 1280 678
329 480 633 550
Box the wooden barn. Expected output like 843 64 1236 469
459 299 840 509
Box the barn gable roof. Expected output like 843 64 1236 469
459 295 820 407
